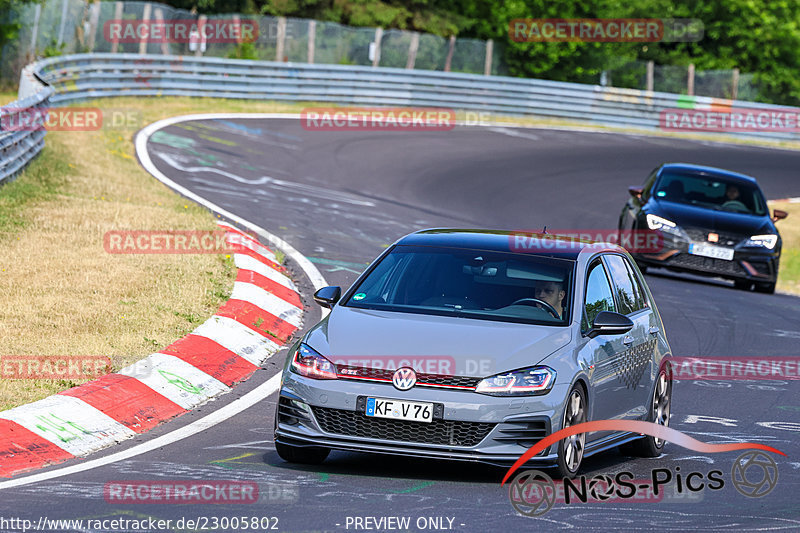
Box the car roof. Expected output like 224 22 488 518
659 163 759 185
396 229 625 259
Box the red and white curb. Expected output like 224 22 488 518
0 221 302 478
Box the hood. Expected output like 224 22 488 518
653 200 773 235
304 307 572 377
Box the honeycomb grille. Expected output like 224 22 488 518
667 253 745 275
311 406 495 447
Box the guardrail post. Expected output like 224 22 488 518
444 35 455 72
154 8 168 54
371 27 383 67
194 15 207 56
29 4 42 59
86 1 100 52
406 32 419 69
646 60 654 92
484 39 493 75
111 2 123 53
307 20 316 63
687 63 695 96
139 3 151 55
56 0 68 48
276 17 286 61
732 68 739 100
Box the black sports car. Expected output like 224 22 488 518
619 163 787 293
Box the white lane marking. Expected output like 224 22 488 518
0 374 282 490
234 253 297 291
118 353 230 410
192 315 280 365
153 151 375 207
230 281 303 327
0 396 136 457
135 113 328 292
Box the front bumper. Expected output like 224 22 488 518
634 232 779 283
274 372 568 466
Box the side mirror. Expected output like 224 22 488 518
773 209 788 222
313 286 341 308
587 311 634 338
628 186 644 200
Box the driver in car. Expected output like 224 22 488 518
723 184 740 202
534 280 566 319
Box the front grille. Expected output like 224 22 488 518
684 229 743 247
666 253 745 276
336 365 481 390
312 406 495 447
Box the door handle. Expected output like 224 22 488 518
623 335 634 346
649 326 660 335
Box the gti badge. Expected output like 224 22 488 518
392 367 417 391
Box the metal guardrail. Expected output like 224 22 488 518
3 52 800 186
0 68 54 186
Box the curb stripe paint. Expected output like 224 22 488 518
117 353 231 411
59 374 186 433
0 420 74 474
191 314 281 365
237 269 302 308
160 334 259 387
235 253 297 291
215 299 299 343
0 395 137 457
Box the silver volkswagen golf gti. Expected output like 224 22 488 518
274 230 673 477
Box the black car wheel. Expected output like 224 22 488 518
734 280 752 291
556 386 586 479
621 369 671 457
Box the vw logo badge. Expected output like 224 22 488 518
392 367 417 391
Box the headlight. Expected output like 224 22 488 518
475 366 556 396
744 234 778 249
646 214 683 237
290 344 338 379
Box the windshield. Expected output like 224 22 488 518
343 245 574 325
653 171 767 215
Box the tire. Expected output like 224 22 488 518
620 369 672 458
555 385 587 479
734 280 752 291
275 441 330 464
755 282 776 294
